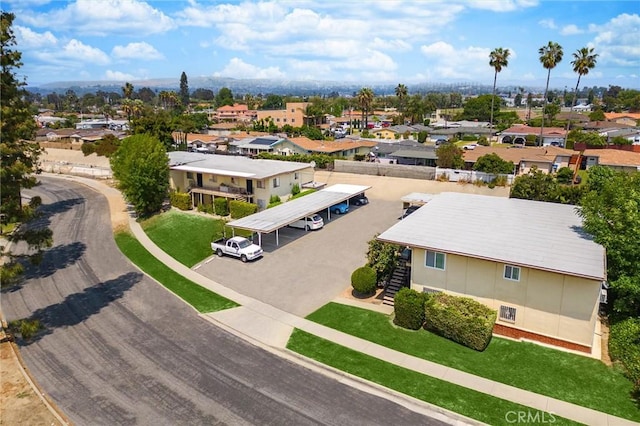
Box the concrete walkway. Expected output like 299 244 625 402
59 174 638 426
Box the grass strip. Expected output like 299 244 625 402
115 232 238 313
306 303 640 421
287 329 581 426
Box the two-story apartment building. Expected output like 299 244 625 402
256 102 310 128
168 151 314 210
377 193 606 354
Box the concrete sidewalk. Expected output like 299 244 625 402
64 173 637 426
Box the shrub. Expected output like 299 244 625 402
473 179 485 187
394 288 427 330
437 173 449 182
214 197 229 216
169 191 191 210
461 135 477 141
477 136 490 146
269 194 281 204
197 203 214 214
9 319 43 340
609 318 640 395
291 183 301 196
290 189 316 200
424 293 497 351
366 237 400 283
493 175 508 187
81 143 96 156
555 167 574 185
351 266 377 295
229 200 258 219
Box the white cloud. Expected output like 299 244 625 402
560 24 583 35
538 19 557 29
465 0 538 12
214 58 285 79
588 13 640 67
420 42 515 80
370 37 412 52
14 25 57 48
21 0 174 36
104 70 137 81
34 39 110 67
112 42 164 60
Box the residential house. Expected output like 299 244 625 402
215 103 257 123
286 136 377 158
431 126 493 142
36 128 126 149
377 192 606 354
256 102 310 128
208 122 238 136
580 149 640 172
499 125 567 146
462 146 573 174
168 151 315 211
171 132 220 153
389 149 438 166
604 112 640 127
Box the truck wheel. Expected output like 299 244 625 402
240 254 248 263
216 248 223 257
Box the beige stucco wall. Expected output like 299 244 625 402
410 249 601 347
256 102 309 128
519 160 552 174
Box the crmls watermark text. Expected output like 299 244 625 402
505 410 557 424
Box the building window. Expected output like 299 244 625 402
294 172 299 180
186 172 194 179
504 265 520 281
256 180 265 189
499 305 517 323
291 109 295 113
425 250 445 270
273 177 280 188
291 119 295 123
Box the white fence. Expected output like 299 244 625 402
435 168 514 184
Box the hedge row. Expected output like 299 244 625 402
170 192 191 210
394 288 427 330
290 188 317 200
214 197 229 216
229 199 258 219
609 317 640 393
424 293 496 351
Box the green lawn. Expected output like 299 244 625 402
288 329 581 426
305 303 640 421
115 232 238 313
141 210 254 267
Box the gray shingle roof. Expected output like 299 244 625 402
377 193 606 280
168 151 311 179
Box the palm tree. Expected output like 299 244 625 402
488 48 510 141
570 47 598 110
538 41 563 145
357 87 374 130
122 82 134 100
395 83 408 115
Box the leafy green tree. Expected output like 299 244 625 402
357 87 374 130
122 82 134 99
261 94 283 110
510 167 558 202
215 87 234 107
472 153 514 174
544 102 561 123
578 168 640 282
110 134 170 218
589 108 606 121
179 71 189 107
618 89 640 112
130 107 174 148
417 130 428 144
569 47 598 109
367 236 400 283
555 167 574 184
0 12 53 286
460 94 498 122
489 47 510 136
538 41 563 145
395 83 407 115
436 143 464 169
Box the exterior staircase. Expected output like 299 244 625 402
382 263 409 306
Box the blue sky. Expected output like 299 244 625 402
5 0 640 89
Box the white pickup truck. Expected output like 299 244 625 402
211 236 263 262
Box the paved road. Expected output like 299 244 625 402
1 177 449 425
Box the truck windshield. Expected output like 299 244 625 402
238 239 252 249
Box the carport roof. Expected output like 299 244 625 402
228 184 371 233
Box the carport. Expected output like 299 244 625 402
227 184 371 246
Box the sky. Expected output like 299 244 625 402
5 0 640 90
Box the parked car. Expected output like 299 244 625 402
330 202 349 214
351 194 369 206
463 143 478 150
289 214 324 230
435 139 448 146
211 236 263 262
399 205 420 220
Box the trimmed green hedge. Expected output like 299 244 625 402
290 189 316 200
424 293 496 351
394 288 426 330
609 317 640 394
170 191 191 210
214 197 229 216
229 200 258 219
351 266 377 295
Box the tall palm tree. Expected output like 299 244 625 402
357 87 374 130
488 48 510 141
538 41 563 146
122 82 134 100
395 83 408 115
570 47 598 110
